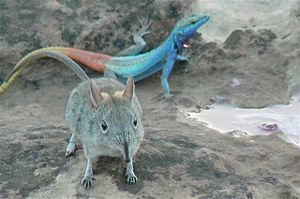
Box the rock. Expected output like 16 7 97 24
0 0 299 198
224 29 277 54
226 130 249 138
224 29 244 49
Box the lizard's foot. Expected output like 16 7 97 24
65 142 77 158
156 92 174 100
176 51 191 62
81 175 96 189
163 92 174 99
135 15 152 38
125 172 137 184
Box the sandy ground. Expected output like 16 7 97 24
0 0 299 198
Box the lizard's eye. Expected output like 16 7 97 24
132 117 138 129
101 120 108 133
191 20 196 24
189 19 196 24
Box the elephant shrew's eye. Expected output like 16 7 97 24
101 120 108 133
133 118 138 128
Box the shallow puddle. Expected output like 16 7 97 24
183 93 300 147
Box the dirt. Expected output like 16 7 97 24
0 0 299 198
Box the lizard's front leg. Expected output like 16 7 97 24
117 16 152 56
161 49 177 97
82 158 95 189
176 54 189 62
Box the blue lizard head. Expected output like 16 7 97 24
173 14 209 50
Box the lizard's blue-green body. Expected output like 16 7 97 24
107 14 209 96
0 14 209 96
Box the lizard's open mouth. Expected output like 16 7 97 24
183 41 190 48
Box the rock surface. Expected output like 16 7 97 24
0 0 299 198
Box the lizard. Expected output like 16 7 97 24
0 14 209 97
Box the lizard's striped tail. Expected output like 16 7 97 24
0 47 90 95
